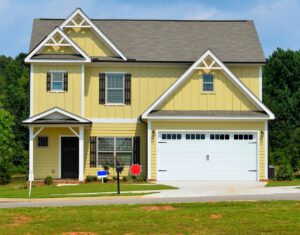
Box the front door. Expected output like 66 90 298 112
61 137 79 178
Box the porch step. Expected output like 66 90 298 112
33 179 82 186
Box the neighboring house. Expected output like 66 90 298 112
23 8 274 182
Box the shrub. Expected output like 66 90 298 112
103 177 109 183
276 163 294 181
135 176 146 183
122 176 129 182
86 175 97 182
0 161 11 185
112 176 118 181
44 176 53 185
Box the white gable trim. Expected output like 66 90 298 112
25 27 91 63
23 107 90 123
60 8 127 61
142 49 274 119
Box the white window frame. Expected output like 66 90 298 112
50 70 65 92
202 74 214 92
97 137 133 167
105 73 125 105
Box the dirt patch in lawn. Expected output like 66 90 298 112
140 205 176 211
63 232 96 235
10 215 32 227
209 213 222 219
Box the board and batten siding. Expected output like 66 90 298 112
159 69 258 111
150 121 266 180
32 65 82 116
84 123 147 178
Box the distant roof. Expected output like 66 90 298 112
29 19 265 63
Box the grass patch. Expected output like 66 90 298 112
0 201 300 234
0 180 176 198
266 175 300 187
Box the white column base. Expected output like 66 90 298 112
79 126 84 181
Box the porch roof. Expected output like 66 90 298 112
22 107 91 126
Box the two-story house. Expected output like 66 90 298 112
23 8 274 182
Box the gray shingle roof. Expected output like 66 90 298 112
148 110 268 118
29 19 265 63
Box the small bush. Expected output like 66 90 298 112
103 177 109 183
0 161 11 185
112 176 118 181
86 175 97 182
135 176 146 183
122 176 129 182
44 176 53 185
276 163 294 181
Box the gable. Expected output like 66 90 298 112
142 49 274 119
64 28 115 57
158 69 257 111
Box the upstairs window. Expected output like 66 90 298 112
106 73 124 104
202 74 214 92
51 72 64 91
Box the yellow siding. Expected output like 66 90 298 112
33 127 76 179
150 121 266 180
84 65 186 118
33 65 81 115
159 70 257 111
229 66 260 98
65 28 115 57
84 123 147 178
39 46 76 54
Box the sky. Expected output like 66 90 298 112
0 0 299 58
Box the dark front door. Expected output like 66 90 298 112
61 137 79 178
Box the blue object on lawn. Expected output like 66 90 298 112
97 170 108 177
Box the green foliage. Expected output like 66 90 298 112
103 177 109 183
122 176 129 182
0 160 11 185
0 109 15 162
44 176 53 185
276 163 294 181
85 175 97 182
112 176 118 181
264 48 300 171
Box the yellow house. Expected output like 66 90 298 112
23 8 274 182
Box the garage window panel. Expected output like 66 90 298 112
162 133 181 140
210 134 230 140
186 133 205 140
234 134 254 140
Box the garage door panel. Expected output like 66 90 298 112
157 132 257 181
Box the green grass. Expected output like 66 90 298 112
0 201 300 234
266 175 300 187
0 181 176 198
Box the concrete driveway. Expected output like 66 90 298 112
147 181 300 198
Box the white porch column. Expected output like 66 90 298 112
29 127 34 181
147 121 152 180
79 126 84 181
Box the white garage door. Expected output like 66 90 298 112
157 131 257 181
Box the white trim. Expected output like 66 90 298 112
87 118 140 123
147 121 152 180
79 126 84 181
30 64 34 116
60 8 127 61
29 127 34 181
24 27 91 63
23 107 90 123
264 121 268 180
156 129 260 182
29 60 89 64
68 127 79 137
259 65 263 100
145 116 270 121
33 127 44 139
142 50 274 120
81 64 85 116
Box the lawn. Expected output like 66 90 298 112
0 201 300 234
0 180 176 198
266 175 300 187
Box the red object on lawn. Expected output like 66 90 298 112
130 164 142 176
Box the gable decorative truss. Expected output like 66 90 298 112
60 8 127 61
142 49 275 120
25 27 91 63
22 107 91 124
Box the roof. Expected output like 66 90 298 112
29 19 265 63
148 110 269 118
31 54 85 61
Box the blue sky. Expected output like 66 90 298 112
0 0 299 58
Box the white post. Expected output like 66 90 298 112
79 126 84 181
29 126 34 198
147 121 152 180
265 121 269 180
81 64 85 117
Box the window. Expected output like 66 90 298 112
37 136 48 147
162 133 181 140
234 134 253 140
210 134 230 140
51 72 64 91
186 134 205 140
202 74 214 92
97 137 132 166
106 73 124 104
